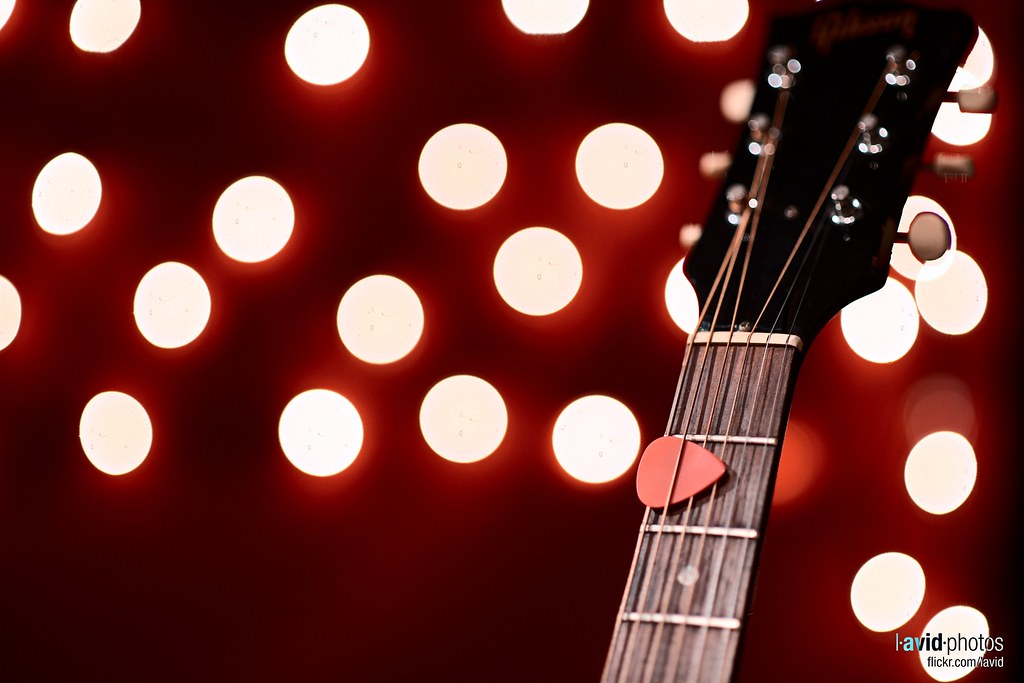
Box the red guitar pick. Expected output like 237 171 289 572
636 436 727 508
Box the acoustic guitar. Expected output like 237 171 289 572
600 3 986 681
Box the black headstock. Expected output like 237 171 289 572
685 2 975 343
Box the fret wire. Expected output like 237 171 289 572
622 612 742 630
644 524 758 539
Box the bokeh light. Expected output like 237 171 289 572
963 27 994 85
720 78 755 124
664 0 749 42
212 175 295 263
0 0 14 32
575 123 664 210
920 606 989 681
133 262 212 349
0 274 21 352
915 251 987 336
502 0 588 35
840 278 918 364
284 4 370 86
337 274 424 364
664 257 699 334
69 0 140 53
891 196 956 281
850 552 925 632
79 391 153 475
493 227 582 316
418 123 507 210
32 152 102 235
903 374 976 444
279 389 363 477
904 431 977 515
552 395 641 484
932 72 991 146
773 420 823 506
419 375 508 463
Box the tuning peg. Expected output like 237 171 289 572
927 153 975 180
679 223 702 250
895 212 952 261
699 151 732 180
950 87 998 113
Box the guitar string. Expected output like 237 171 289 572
683 62 900 683
612 204 751 683
654 89 790 683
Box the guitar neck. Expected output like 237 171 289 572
603 333 802 683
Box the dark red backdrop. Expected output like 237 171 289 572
0 1 1019 681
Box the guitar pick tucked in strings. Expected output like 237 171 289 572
611 56 902 683
666 62 902 683
612 86 792 683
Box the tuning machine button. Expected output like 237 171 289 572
679 223 703 250
927 153 975 180
747 114 775 155
895 212 952 261
725 184 749 224
952 87 998 113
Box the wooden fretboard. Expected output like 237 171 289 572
602 334 802 683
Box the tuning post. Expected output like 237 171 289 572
885 45 916 87
725 184 749 224
829 185 862 226
856 114 888 155
895 212 952 261
767 46 800 89
927 153 975 180
951 87 998 113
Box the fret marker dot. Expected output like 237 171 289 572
575 123 664 210
677 565 699 586
850 552 925 632
79 391 153 476
552 395 641 484
279 389 363 477
420 375 508 464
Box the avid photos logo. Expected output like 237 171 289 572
897 631 1006 672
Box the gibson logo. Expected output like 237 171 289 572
811 9 918 54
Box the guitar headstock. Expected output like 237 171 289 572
685 2 976 343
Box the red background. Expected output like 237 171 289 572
0 1 1019 680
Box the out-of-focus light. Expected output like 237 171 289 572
850 552 925 632
773 420 823 506
664 0 749 42
0 275 21 351
337 274 424 364
419 375 508 463
552 395 641 484
575 123 664 210
720 78 755 124
32 152 102 235
915 251 987 336
903 374 976 444
664 258 699 334
212 176 295 263
0 1 15 32
840 277 918 364
933 71 991 146
418 123 507 210
79 391 152 475
285 4 369 86
904 431 976 515
502 0 588 35
963 27 994 85
891 196 956 282
493 227 582 316
279 389 363 477
133 262 212 349
69 0 140 53
920 606 989 681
